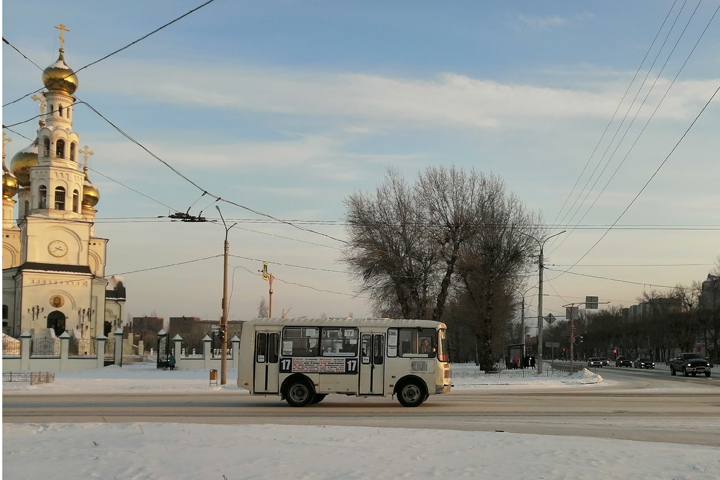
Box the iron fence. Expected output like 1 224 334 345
31 338 61 357
2 337 21 356
69 338 96 357
2 372 55 384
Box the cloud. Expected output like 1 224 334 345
81 59 717 133
516 12 595 29
517 14 568 29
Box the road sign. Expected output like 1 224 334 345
585 296 599 309
566 306 579 320
262 262 268 281
546 313 555 324
545 342 559 348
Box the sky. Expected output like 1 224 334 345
2 0 719 326
3 364 720 479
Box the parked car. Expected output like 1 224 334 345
633 356 655 369
587 357 603 368
602 358 610 366
669 353 711 377
616 356 632 367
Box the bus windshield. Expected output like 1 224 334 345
437 329 449 362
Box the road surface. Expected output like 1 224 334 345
4 371 719 446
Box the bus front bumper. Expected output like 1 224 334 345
436 385 451 394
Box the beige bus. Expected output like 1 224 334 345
237 317 452 407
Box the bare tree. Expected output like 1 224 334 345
450 178 541 371
257 298 269 318
417 166 486 320
343 169 441 319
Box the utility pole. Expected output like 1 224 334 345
259 262 275 318
521 230 565 374
216 206 237 385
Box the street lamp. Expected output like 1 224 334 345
216 206 237 386
520 230 565 374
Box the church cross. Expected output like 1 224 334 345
31 94 47 117
55 24 70 49
2 132 12 160
79 145 94 167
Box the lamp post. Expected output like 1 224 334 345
518 285 537 363
520 230 565 374
216 206 237 386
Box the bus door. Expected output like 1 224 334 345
359 333 385 395
254 331 280 393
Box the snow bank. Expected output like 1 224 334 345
3 423 719 480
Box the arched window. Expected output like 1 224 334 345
49 104 54 116
56 139 65 158
70 143 76 162
73 190 79 212
59 105 63 117
43 138 50 157
2 305 8 320
54 186 66 210
38 185 47 209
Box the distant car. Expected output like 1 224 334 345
669 353 711 377
616 356 632 367
602 358 610 366
587 357 603 368
633 356 655 369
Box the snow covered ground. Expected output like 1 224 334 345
3 363 719 479
2 361 606 395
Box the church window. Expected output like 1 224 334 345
56 139 66 158
2 305 7 320
73 190 79 212
59 105 63 116
70 143 76 161
44 138 50 157
38 185 47 209
55 187 66 210
49 104 54 115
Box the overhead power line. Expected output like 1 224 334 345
548 0 680 232
2 0 217 108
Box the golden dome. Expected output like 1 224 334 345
9 140 39 187
42 49 78 95
2 162 18 199
82 169 100 208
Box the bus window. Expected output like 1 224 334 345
256 333 267 363
283 327 320 356
373 335 384 365
398 328 436 358
321 327 358 356
268 333 279 363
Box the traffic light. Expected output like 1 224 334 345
613 349 617 354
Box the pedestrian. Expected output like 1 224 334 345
524 355 530 369
512 355 520 369
530 355 536 369
168 354 176 371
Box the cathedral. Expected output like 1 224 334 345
2 27 125 340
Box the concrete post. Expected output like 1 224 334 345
231 336 240 370
173 334 183 368
59 331 70 371
138 340 144 357
96 335 107 369
20 331 31 371
203 335 212 369
114 329 123 367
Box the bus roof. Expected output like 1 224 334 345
243 317 446 329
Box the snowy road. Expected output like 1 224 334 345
5 387 720 446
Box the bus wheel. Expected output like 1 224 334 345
397 381 425 408
285 379 314 407
312 394 327 404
